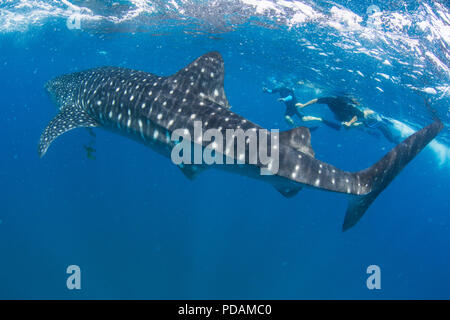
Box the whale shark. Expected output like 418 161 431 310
39 52 443 230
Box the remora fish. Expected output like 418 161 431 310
38 52 443 230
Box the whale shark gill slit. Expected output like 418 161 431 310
38 51 443 231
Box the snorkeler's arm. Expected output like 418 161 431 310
278 95 293 102
296 98 318 109
263 87 280 94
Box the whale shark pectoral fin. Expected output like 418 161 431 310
279 127 315 157
274 185 303 198
38 106 98 158
171 51 231 109
178 164 204 180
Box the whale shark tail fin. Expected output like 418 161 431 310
343 119 443 231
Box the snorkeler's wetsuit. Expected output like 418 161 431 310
317 96 364 122
266 87 303 118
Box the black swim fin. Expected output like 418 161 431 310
322 119 341 131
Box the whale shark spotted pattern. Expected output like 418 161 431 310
39 52 443 230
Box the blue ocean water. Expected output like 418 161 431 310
0 0 449 299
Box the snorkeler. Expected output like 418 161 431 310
296 95 411 144
263 86 341 130
84 145 96 160
84 128 97 160
295 95 375 128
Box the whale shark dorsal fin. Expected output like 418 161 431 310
38 105 98 158
279 127 315 157
171 51 231 109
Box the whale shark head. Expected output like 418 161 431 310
45 73 86 109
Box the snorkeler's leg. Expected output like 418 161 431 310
296 98 318 109
302 115 322 122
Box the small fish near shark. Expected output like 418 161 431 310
39 52 443 231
